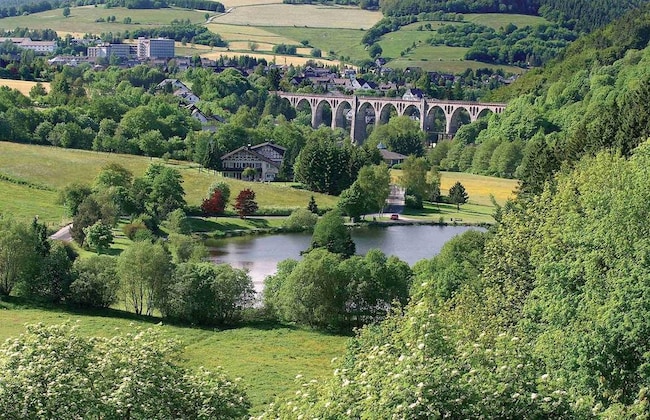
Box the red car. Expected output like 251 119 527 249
390 214 399 220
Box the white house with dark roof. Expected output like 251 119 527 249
220 142 286 181
402 88 425 100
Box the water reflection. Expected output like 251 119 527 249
208 225 483 292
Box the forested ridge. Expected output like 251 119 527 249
379 0 650 33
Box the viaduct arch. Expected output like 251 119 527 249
278 92 507 144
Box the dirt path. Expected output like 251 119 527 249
50 224 72 242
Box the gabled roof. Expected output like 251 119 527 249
251 141 286 154
220 146 281 168
379 149 407 160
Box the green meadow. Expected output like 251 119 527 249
1 3 549 73
0 301 348 414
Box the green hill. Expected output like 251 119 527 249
0 142 339 225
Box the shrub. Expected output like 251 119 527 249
282 208 318 231
69 255 119 308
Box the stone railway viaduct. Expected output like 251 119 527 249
277 92 507 144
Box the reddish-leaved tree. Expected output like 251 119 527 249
234 189 258 219
201 189 225 216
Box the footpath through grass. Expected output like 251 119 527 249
0 300 349 414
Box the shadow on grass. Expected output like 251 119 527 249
0 296 350 336
246 218 270 228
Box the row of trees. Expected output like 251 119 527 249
0 214 255 324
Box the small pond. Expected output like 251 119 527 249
209 225 484 292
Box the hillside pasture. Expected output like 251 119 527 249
211 4 381 29
202 49 343 66
207 23 297 45
463 13 549 29
220 0 283 7
0 79 50 96
0 180 64 225
0 143 339 216
0 5 206 34
389 44 525 74
0 306 348 414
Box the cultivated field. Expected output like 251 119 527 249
0 5 207 35
211 4 381 29
0 305 348 414
0 79 51 96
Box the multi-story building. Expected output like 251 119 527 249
137 37 175 59
87 43 132 59
220 142 286 181
0 37 56 54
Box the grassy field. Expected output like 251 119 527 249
0 180 64 225
0 142 339 225
0 5 206 35
463 13 549 29
387 170 518 224
263 26 367 60
211 4 381 29
0 303 348 414
439 171 518 205
0 79 51 96
389 46 525 74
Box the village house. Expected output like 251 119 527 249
377 142 407 167
350 77 379 91
220 142 286 181
402 88 425 100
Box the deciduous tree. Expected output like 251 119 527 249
234 188 258 218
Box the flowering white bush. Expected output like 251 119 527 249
0 323 250 419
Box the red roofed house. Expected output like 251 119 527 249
220 142 286 181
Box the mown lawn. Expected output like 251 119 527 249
0 302 348 414
401 201 495 224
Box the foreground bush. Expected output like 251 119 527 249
0 323 250 419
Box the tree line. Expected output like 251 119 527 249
378 0 648 35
